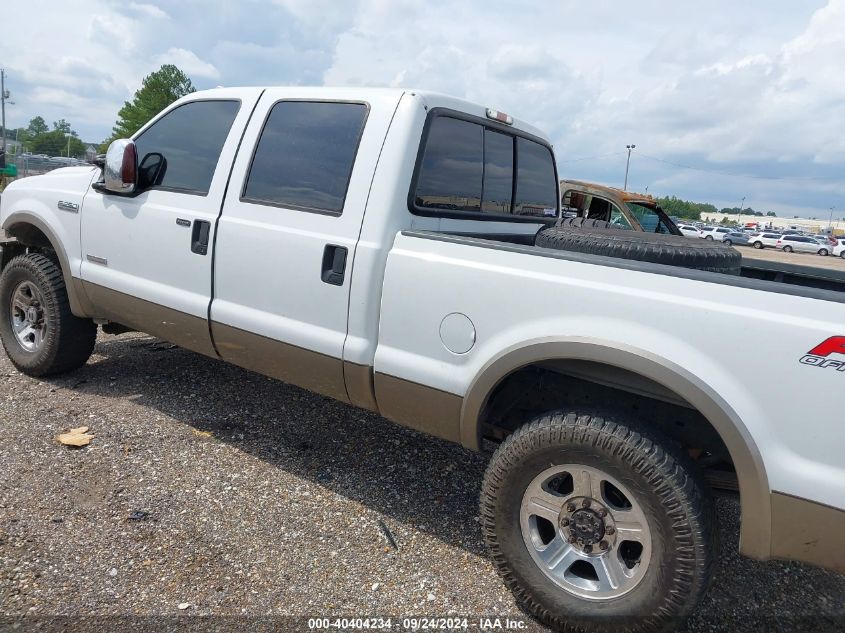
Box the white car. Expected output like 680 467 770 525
700 226 733 241
677 224 702 238
833 238 845 258
748 231 783 249
776 234 832 255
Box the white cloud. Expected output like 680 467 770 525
127 2 170 19
154 48 221 80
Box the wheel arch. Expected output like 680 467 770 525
2 212 91 317
460 337 772 561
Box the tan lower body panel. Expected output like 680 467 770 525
373 372 462 443
770 491 845 572
82 281 217 358
344 361 379 412
211 321 349 403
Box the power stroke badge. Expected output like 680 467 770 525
800 336 845 372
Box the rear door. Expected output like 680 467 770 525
80 90 262 355
210 89 403 401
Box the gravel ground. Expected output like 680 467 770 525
1 332 844 632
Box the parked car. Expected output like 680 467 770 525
833 239 845 258
700 226 733 241
677 224 702 238
559 180 682 235
748 232 783 249
723 231 750 246
777 235 831 255
2 86 844 633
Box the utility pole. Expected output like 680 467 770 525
830 206 836 231
1 68 6 154
623 144 636 191
736 196 745 226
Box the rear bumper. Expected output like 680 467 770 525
769 492 845 573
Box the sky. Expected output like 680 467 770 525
2 0 844 219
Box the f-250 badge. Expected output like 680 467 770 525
800 337 845 372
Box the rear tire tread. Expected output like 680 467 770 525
480 412 717 633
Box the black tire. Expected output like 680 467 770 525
819 249 828 256
753 241 763 249
723 239 732 246
481 411 717 633
841 252 845 259
704 235 714 240
783 245 793 253
0 253 97 376
536 226 741 275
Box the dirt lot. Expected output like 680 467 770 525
1 333 844 632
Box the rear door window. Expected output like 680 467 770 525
243 101 368 214
413 114 557 219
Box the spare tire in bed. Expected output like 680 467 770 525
536 225 741 275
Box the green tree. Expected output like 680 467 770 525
655 196 717 221
766 211 777 217
110 64 195 140
53 119 73 134
27 116 49 136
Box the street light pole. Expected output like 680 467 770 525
830 206 836 231
736 196 745 226
623 144 636 191
1 68 7 154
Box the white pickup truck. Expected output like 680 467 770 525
1 87 844 632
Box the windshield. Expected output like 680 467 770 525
625 202 673 234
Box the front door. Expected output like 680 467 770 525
79 90 262 356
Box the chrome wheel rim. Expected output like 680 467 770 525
520 464 652 601
10 281 47 353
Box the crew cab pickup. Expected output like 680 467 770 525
1 87 844 633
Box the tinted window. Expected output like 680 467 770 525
415 117 483 212
134 100 240 195
514 137 557 217
764 233 780 238
414 115 557 218
244 101 368 214
482 129 513 214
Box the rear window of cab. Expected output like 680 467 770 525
410 111 558 221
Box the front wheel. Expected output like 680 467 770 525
819 249 829 256
0 253 97 376
704 235 714 240
481 411 716 633
753 241 763 249
723 239 732 246
783 245 793 252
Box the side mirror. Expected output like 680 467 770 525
103 139 137 194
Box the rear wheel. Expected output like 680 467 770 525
0 253 97 376
783 245 793 252
753 241 763 249
481 411 716 633
704 235 714 240
819 249 829 256
724 239 732 246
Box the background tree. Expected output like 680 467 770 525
654 195 718 221
27 116 49 136
109 64 195 141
